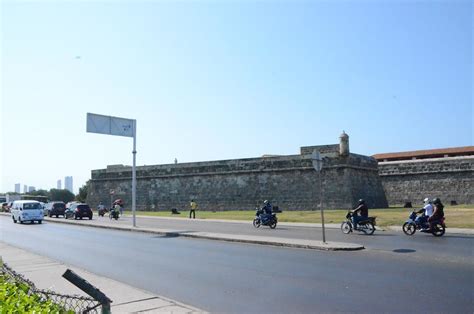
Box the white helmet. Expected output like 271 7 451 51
423 198 430 204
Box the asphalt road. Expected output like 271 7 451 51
1 216 473 313
68 214 472 264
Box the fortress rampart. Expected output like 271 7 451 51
377 156 474 205
88 134 388 210
88 136 472 211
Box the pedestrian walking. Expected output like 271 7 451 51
189 199 198 219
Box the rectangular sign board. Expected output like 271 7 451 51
87 113 135 138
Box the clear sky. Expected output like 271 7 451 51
1 0 472 194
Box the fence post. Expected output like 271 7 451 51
62 269 112 314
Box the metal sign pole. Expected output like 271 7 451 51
109 190 114 209
312 150 326 243
319 172 326 243
86 113 137 228
132 120 137 227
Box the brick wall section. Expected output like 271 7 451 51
88 152 388 211
378 156 474 205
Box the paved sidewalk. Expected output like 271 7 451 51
0 242 204 313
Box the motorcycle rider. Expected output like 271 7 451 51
260 200 273 224
415 198 433 230
97 202 106 215
112 202 121 219
428 198 445 230
352 199 368 230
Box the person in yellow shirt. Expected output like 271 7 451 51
189 199 198 219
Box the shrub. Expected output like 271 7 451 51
0 274 73 313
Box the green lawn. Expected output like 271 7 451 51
132 205 474 228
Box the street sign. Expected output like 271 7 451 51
87 113 135 138
311 150 323 172
86 112 138 228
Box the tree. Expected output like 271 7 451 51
49 189 75 203
76 180 90 203
28 189 49 197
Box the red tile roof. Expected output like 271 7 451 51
373 146 474 161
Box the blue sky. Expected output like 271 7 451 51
1 0 472 194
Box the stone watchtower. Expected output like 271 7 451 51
339 131 349 157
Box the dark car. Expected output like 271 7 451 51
65 203 93 220
44 201 66 217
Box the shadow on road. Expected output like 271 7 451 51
393 248 416 253
255 228 290 231
15 222 43 226
152 233 180 238
367 233 397 237
341 233 396 237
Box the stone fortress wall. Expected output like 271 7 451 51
87 133 473 211
377 156 474 206
87 133 389 211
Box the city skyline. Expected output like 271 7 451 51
64 176 73 194
8 177 74 194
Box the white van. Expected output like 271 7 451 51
11 200 44 224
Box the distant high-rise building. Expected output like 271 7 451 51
14 183 20 193
57 179 62 189
23 185 27 193
65 176 73 193
28 186 35 193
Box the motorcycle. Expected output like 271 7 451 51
341 211 376 235
253 207 277 229
402 211 446 237
109 208 119 220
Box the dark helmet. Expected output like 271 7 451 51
432 198 441 205
358 199 365 205
263 200 269 205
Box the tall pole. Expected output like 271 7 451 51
312 149 326 244
132 120 137 227
319 172 326 243
86 113 137 228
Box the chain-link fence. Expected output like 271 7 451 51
2 262 105 313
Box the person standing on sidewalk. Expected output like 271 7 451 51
189 199 198 219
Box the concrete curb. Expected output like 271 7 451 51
42 217 365 251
